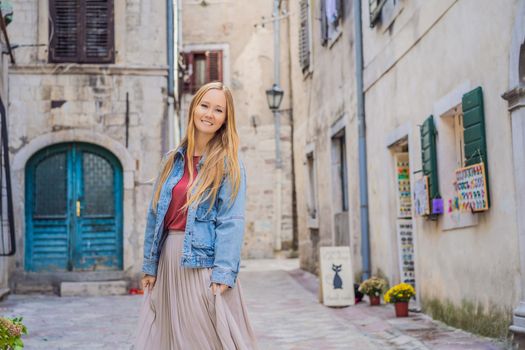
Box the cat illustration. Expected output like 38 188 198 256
332 264 343 289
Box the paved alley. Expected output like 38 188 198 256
0 260 507 349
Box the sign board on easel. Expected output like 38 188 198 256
319 246 355 306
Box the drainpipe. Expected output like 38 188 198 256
353 0 371 280
273 0 283 251
175 0 183 146
167 0 175 149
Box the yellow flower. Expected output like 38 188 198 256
384 283 415 303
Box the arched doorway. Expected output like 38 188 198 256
24 143 123 272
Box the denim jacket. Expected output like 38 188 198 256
142 146 246 288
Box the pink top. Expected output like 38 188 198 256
163 155 201 231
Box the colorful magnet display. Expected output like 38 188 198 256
397 220 416 290
454 162 489 212
397 160 412 218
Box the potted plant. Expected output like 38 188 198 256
358 277 387 306
0 316 28 349
384 283 415 317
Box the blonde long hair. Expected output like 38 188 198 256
151 82 241 212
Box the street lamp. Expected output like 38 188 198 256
265 84 284 111
265 83 284 171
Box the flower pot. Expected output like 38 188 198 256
394 301 409 317
369 295 380 306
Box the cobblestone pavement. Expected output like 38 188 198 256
0 259 508 349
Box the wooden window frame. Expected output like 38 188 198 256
299 0 312 73
321 0 343 48
305 147 319 229
369 0 387 28
331 129 348 213
49 0 115 64
182 50 223 94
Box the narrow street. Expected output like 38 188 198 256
0 259 505 349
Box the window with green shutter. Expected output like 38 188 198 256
462 86 490 207
420 115 440 201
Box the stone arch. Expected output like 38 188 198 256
12 130 135 182
10 130 136 275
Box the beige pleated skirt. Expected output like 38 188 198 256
135 230 258 350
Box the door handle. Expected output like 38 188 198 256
76 200 81 217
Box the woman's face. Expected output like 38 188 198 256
193 89 227 137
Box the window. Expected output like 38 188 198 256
420 115 439 201
439 104 475 229
381 0 402 29
369 0 402 29
306 150 318 228
183 51 223 93
331 130 348 212
49 0 115 63
321 0 343 47
453 109 465 167
299 0 312 73
369 0 387 27
436 86 489 229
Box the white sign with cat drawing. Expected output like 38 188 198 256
319 246 355 306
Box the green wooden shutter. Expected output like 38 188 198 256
420 115 439 200
462 87 487 166
462 86 490 206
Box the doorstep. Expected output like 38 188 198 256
60 280 129 297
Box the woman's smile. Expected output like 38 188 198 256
193 88 227 136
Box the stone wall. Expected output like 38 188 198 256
7 0 170 285
288 0 360 276
362 0 520 310
181 0 294 258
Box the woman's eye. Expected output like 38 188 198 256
216 109 223 113
200 104 208 108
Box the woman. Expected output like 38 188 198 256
135 82 258 350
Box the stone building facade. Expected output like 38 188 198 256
289 0 522 339
362 0 519 338
288 0 358 275
180 0 294 258
7 0 175 291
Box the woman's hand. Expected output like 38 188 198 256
141 274 157 291
211 282 228 295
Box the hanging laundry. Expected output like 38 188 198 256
325 0 340 24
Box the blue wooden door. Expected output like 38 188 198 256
25 143 123 272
